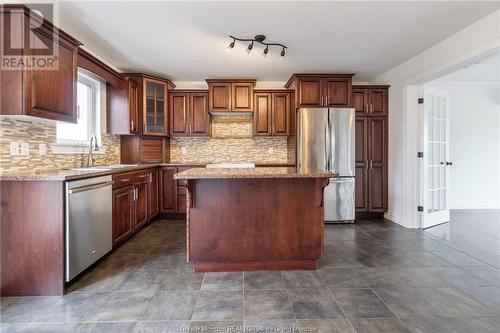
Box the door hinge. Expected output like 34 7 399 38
417 152 424 158
417 206 424 212
418 98 424 104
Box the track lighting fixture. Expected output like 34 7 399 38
227 34 287 58
246 41 254 54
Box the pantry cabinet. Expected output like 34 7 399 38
285 74 353 108
352 86 389 116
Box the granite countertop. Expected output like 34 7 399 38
0 163 296 181
174 167 338 180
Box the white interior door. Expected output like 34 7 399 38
421 87 450 228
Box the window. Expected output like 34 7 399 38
56 70 102 145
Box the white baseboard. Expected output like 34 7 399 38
384 211 402 225
450 201 500 209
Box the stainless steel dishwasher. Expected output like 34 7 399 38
65 175 113 281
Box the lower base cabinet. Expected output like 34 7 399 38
112 186 134 245
160 165 203 214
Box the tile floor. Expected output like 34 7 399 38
1 210 500 332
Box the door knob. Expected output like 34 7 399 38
446 161 453 166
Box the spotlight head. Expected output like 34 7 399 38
262 46 269 57
246 42 254 54
280 48 286 59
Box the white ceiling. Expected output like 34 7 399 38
57 1 500 83
434 52 500 83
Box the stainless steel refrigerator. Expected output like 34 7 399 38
296 107 355 223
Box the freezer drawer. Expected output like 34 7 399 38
324 177 355 222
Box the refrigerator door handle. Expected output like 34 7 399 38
324 119 329 171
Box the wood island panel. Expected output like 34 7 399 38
186 177 329 271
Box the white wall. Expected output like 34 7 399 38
372 10 500 228
428 83 500 209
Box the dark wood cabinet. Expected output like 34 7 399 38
352 86 389 116
120 136 165 164
160 167 178 213
148 169 159 219
207 79 256 112
108 78 141 135
169 90 209 136
253 91 292 136
285 74 353 108
112 186 134 246
353 85 389 215
134 179 149 230
0 5 81 123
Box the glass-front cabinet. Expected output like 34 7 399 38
144 78 168 135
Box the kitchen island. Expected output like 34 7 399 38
174 167 337 271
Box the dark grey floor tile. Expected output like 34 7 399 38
151 243 185 254
192 291 243 320
404 251 453 267
138 253 192 270
457 287 500 314
353 267 409 289
88 291 155 322
140 290 198 320
281 270 326 290
318 267 369 288
330 288 395 319
244 290 294 320
67 268 132 293
201 272 243 290
0 297 62 323
134 321 190 333
374 287 492 318
412 238 452 252
372 253 418 267
297 319 355 333
390 267 450 287
244 271 285 290
433 251 486 266
0 323 81 333
403 316 500 333
288 289 344 319
349 319 411 333
425 267 491 287
318 252 353 268
114 239 161 255
40 292 110 323
462 265 500 286
0 297 18 309
244 320 298 332
189 321 243 333
77 322 137 333
161 270 205 290
99 253 147 271
116 269 170 291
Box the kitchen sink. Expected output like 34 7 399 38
69 164 139 172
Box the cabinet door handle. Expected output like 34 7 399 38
370 161 373 170
370 104 374 114
326 96 329 106
120 178 131 182
321 96 324 106
131 121 134 131
365 105 369 113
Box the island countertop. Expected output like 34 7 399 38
173 167 338 180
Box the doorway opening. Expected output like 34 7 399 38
418 52 500 229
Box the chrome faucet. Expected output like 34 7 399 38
87 135 99 167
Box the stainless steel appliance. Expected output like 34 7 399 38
296 107 355 223
65 175 113 281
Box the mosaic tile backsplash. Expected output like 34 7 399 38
170 114 291 164
0 117 120 172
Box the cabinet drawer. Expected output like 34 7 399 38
113 170 149 188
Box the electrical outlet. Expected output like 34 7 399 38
268 147 274 154
9 142 19 156
20 142 29 156
39 143 47 156
181 147 187 155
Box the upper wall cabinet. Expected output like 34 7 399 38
352 85 389 116
254 90 294 136
206 79 256 112
109 73 175 135
169 90 210 136
0 5 82 123
285 74 353 108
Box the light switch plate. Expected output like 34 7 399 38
181 147 187 155
39 143 47 156
20 142 29 156
268 147 274 154
9 142 19 156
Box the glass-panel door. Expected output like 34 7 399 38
155 83 165 134
422 86 450 228
145 81 156 133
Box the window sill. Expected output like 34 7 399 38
51 143 108 155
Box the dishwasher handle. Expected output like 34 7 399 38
68 181 114 194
